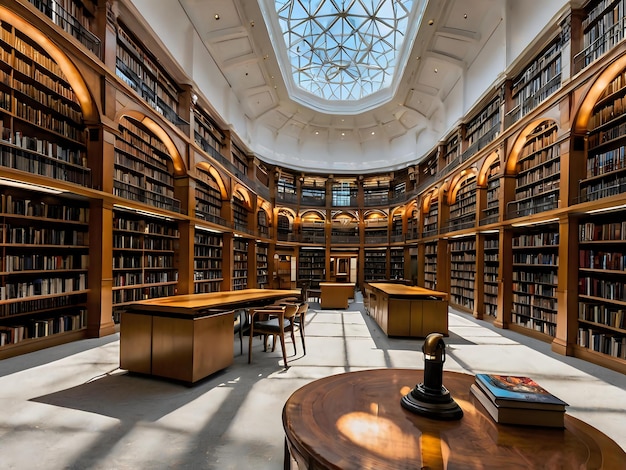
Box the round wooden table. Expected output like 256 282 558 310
282 369 625 469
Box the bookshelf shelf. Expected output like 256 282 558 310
0 20 90 187
424 241 438 291
449 237 476 311
256 243 268 288
114 116 181 213
575 0 626 72
298 247 325 287
232 237 248 290
511 227 559 337
483 234 499 317
0 185 88 349
112 208 179 316
578 216 626 360
195 168 225 226
506 37 563 125
422 199 438 237
193 229 223 294
447 175 477 232
508 121 560 218
115 23 186 131
364 248 387 281
390 248 404 280
463 95 501 160
581 69 626 202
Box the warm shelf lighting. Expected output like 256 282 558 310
586 204 626 214
511 217 559 228
195 225 223 234
113 203 172 220
0 177 64 194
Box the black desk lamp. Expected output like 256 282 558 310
401 332 463 420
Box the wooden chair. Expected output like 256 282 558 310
293 302 308 355
247 303 301 368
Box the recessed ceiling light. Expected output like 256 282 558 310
434 68 438 73
315 131 319 135
341 132 345 136
371 131 375 135
214 14 220 20
428 19 434 25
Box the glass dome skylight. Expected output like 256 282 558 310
260 0 425 113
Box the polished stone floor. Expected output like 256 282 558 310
0 297 624 469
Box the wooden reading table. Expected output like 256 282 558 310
365 283 449 337
120 289 300 383
319 282 355 309
283 369 625 469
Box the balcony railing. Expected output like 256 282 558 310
29 0 102 58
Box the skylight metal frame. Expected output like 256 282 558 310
259 0 427 114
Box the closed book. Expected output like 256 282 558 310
475 374 568 410
470 384 565 428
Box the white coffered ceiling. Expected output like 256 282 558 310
129 0 570 173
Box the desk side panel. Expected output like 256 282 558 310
120 312 153 374
192 312 234 382
152 316 194 382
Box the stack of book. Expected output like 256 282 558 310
470 374 568 428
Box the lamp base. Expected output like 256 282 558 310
401 383 463 420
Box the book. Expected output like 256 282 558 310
475 374 568 410
470 384 565 428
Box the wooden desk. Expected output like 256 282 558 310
365 283 449 337
283 369 625 470
319 282 355 309
120 289 300 383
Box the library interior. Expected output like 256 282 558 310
0 0 626 468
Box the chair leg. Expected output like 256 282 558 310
248 322 254 364
279 333 288 368
290 328 296 355
300 324 306 356
239 324 243 355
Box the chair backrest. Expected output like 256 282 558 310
296 302 308 317
283 303 299 319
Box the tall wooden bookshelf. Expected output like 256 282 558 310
422 198 438 237
463 95 501 159
114 116 181 212
577 0 626 72
0 186 88 354
511 226 559 338
580 69 626 202
232 237 248 290
193 228 223 293
442 132 460 172
111 208 179 318
28 0 101 57
195 169 224 225
578 216 626 363
193 106 224 159
423 241 438 290
0 17 91 357
508 121 560 218
390 248 404 280
0 20 90 187
448 175 477 232
449 237 476 311
256 243 268 288
115 22 185 130
298 247 325 287
483 233 499 317
364 248 387 281
481 159 501 225
507 37 563 125
233 194 249 233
